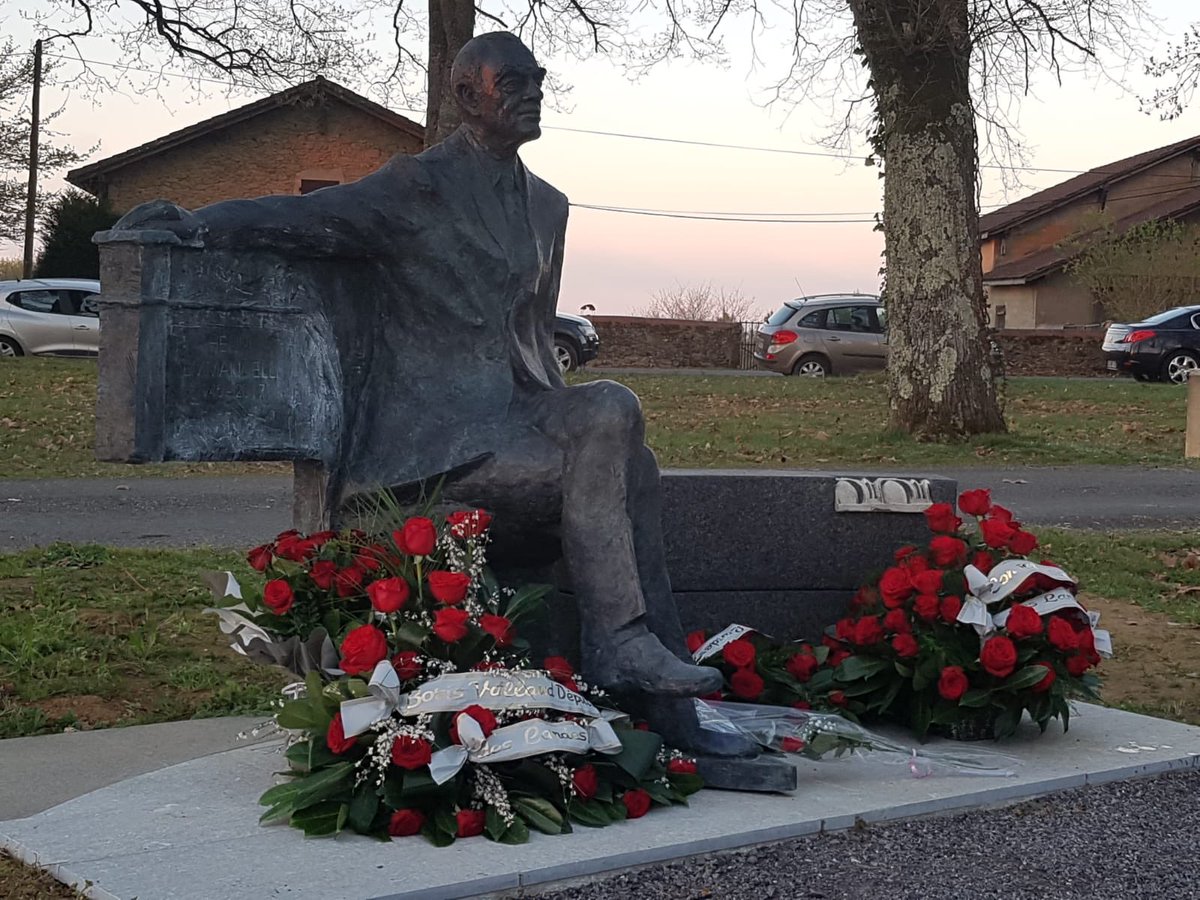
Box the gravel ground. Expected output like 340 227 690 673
520 769 1200 900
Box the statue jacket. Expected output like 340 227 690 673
169 126 570 511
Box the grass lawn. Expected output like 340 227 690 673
0 358 1193 478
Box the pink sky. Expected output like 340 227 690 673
8 0 1200 316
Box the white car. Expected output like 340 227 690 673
0 278 101 357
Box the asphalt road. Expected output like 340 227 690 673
0 464 1196 551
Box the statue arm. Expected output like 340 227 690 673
540 202 570 388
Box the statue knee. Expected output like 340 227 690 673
568 380 644 441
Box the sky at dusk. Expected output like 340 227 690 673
6 0 1200 317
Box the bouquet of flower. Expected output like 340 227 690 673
207 508 702 844
685 625 844 713
820 489 1110 740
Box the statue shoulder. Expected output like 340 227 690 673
527 171 569 219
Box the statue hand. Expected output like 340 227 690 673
113 199 205 244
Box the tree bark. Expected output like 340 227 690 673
848 0 1005 440
425 0 475 148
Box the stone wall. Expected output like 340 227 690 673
589 315 742 369
585 315 1107 377
994 329 1107 377
97 100 423 212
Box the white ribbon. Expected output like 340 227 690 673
964 560 1076 606
692 624 756 662
395 671 602 718
428 716 623 785
340 661 404 737
205 603 274 654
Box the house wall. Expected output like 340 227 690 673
985 285 1037 330
1034 271 1103 327
93 100 422 212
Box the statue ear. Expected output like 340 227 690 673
455 81 480 115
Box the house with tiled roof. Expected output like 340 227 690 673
980 135 1200 329
68 78 424 213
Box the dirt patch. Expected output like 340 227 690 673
1086 592 1200 723
76 608 137 631
0 852 85 899
30 694 128 729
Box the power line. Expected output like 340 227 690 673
570 203 877 223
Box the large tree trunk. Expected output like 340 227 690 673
425 0 476 148
848 0 1005 440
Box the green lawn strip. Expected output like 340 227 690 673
1 359 1193 476
1040 528 1200 624
0 544 288 739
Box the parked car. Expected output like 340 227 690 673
1102 305 1200 385
554 312 600 372
0 278 102 357
755 293 885 376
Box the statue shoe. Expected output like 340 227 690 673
587 630 723 697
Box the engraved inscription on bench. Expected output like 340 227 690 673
833 477 933 513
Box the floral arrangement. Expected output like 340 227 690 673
819 489 1110 740
208 509 701 844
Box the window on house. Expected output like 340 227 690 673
995 305 1007 330
299 179 340 195
999 238 1007 257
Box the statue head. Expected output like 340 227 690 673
452 32 545 157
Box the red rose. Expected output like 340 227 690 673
391 735 433 770
456 808 487 838
980 635 1018 678
914 593 940 623
938 665 969 701
1047 616 1078 651
1031 663 1056 693
879 566 916 607
427 570 471 605
326 713 357 754
685 630 707 655
367 577 410 614
791 700 812 710
247 544 273 572
883 608 912 634
1077 629 1101 665
780 736 807 752
893 544 919 563
835 617 856 641
339 624 389 675
923 502 962 534
450 705 498 743
971 550 996 574
354 552 382 573
730 668 764 700
991 504 1017 525
1005 603 1043 640
262 579 294 615
980 517 1017 549
722 639 756 668
309 560 337 590
853 615 884 646
480 613 515 646
394 517 437 556
572 764 598 799
828 690 848 707
544 656 576 683
388 808 425 837
1007 530 1039 556
939 595 963 623
902 553 930 574
850 585 879 613
785 651 819 682
929 536 968 568
827 648 850 667
1066 654 1092 676
622 788 653 819
433 608 471 643
667 758 698 775
309 530 338 547
275 532 317 562
446 509 493 538
913 569 944 595
892 633 920 658
392 651 422 681
958 488 992 517
334 565 366 599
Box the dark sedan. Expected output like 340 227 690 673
1102 305 1200 384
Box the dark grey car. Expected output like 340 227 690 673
755 294 886 376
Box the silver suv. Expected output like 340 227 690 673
754 293 885 376
0 278 102 357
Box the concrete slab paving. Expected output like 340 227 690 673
2 704 1198 900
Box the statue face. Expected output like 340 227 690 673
473 46 546 149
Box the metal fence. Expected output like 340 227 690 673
737 321 760 370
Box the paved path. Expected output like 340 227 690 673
0 464 1196 550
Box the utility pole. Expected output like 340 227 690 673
22 39 43 279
